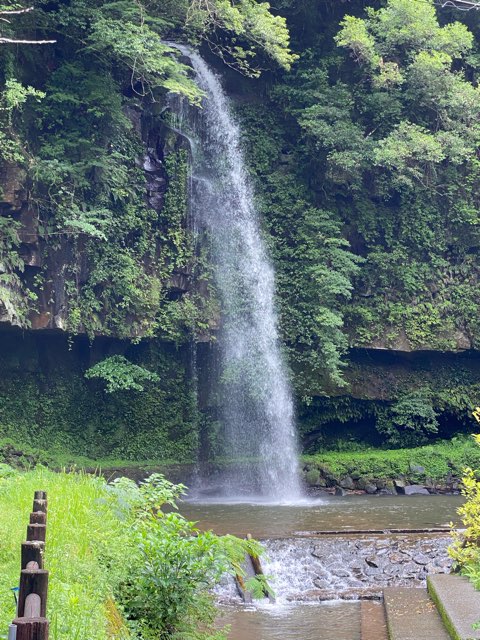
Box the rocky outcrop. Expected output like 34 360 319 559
0 107 193 337
303 465 461 495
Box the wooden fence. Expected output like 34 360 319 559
9 491 49 640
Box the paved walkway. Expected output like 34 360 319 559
384 587 450 640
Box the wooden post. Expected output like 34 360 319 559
13 492 49 638
32 500 47 514
24 594 41 618
17 569 48 618
246 533 274 602
29 512 46 526
26 524 46 543
12 618 48 640
21 542 44 570
246 534 264 576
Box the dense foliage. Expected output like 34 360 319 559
0 0 293 339
2 0 480 453
0 467 265 640
0 334 199 464
85 355 160 393
449 425 480 589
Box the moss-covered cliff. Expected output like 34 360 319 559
2 0 480 463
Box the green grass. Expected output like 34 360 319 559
0 436 193 474
0 467 128 640
302 437 480 481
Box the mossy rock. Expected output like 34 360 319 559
305 468 321 486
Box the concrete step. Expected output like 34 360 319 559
361 600 388 640
384 587 450 640
428 574 480 640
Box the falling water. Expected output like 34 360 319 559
170 46 301 501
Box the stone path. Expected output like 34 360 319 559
384 587 450 640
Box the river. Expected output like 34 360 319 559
180 494 463 537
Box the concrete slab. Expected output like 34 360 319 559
428 574 480 640
384 587 450 640
361 600 388 640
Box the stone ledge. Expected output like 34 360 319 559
361 600 388 640
427 574 480 640
384 587 450 640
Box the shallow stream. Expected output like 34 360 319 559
218 602 362 640
180 495 463 640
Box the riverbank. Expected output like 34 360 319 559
302 438 480 494
1 436 478 494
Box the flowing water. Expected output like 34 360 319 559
170 46 300 501
182 496 459 603
218 602 362 640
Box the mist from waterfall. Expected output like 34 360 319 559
170 46 301 502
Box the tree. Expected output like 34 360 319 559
275 0 480 351
186 0 297 76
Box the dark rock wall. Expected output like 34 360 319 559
0 328 198 463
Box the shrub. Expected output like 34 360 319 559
0 469 264 639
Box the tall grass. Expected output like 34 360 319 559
0 467 128 640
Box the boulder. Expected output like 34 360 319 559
335 486 347 496
340 476 355 490
305 469 320 486
409 463 426 474
404 484 430 496
365 483 378 495
393 479 406 493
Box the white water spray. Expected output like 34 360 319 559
171 46 301 502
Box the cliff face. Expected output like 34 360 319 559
2 1 480 462
0 107 195 336
1 76 479 459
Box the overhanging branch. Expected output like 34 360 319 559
437 0 480 9
0 7 34 15
0 37 56 44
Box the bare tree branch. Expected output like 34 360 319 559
0 6 56 44
437 0 480 9
0 7 33 15
0 37 56 44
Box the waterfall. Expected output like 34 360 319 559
170 46 301 502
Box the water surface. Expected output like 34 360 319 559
219 603 361 640
180 495 463 537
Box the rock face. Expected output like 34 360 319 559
0 110 192 337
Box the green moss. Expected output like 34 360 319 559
303 438 480 482
0 333 199 465
427 577 461 640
